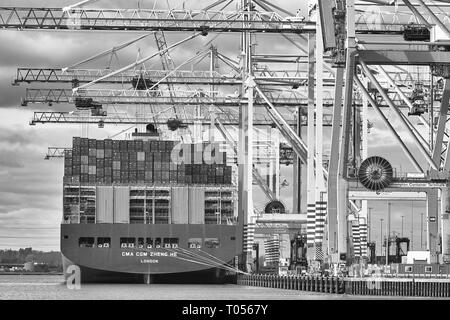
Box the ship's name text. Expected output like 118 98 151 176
121 251 177 257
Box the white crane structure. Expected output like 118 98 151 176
4 0 450 272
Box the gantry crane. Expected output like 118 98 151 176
5 0 450 271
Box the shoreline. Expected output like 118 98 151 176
0 272 63 276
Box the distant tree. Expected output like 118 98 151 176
25 254 36 263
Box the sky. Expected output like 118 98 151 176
0 0 431 252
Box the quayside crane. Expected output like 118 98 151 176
4 0 450 274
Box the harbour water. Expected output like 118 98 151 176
0 274 437 300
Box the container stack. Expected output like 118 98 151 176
64 137 233 186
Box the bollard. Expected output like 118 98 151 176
295 276 299 290
301 276 306 291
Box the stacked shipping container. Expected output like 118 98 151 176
65 137 232 185
63 137 235 225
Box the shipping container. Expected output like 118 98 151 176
188 187 205 224
171 187 189 224
113 186 130 223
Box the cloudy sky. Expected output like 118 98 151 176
0 0 430 253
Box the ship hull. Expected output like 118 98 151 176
61 224 238 283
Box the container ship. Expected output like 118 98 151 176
61 131 238 283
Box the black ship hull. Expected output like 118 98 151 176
61 224 238 284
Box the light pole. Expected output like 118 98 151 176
380 218 384 258
401 215 404 238
411 205 414 250
386 202 391 266
420 213 424 250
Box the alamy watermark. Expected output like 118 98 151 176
365 267 382 290
66 265 81 290
64 8 82 30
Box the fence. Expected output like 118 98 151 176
237 274 345 294
237 274 450 297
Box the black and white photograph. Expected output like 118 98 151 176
0 0 449 311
